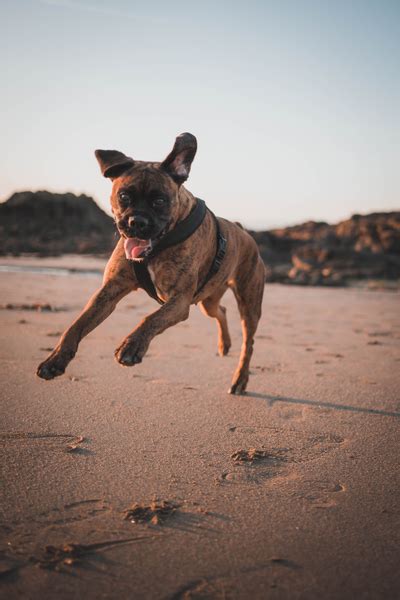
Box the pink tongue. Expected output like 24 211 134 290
124 238 151 260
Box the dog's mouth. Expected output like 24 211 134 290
123 225 169 261
124 237 152 260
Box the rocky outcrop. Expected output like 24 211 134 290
0 191 115 255
249 212 400 286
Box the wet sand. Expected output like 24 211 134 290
1 256 399 599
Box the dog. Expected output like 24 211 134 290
36 133 266 394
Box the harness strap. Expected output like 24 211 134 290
196 212 227 296
132 199 226 304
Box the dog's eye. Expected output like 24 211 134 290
152 197 166 208
119 192 130 204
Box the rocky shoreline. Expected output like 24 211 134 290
1 191 399 286
250 212 400 286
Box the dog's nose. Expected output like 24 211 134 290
128 215 149 233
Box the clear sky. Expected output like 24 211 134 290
1 0 399 228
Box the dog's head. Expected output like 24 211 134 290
95 133 197 260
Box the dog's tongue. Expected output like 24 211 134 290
124 238 151 260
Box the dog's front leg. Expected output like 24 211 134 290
115 295 192 366
37 278 135 380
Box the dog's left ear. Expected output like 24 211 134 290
95 149 135 179
161 133 197 184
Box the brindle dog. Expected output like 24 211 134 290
36 133 266 394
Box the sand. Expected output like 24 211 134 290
1 255 399 599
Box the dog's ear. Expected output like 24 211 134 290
94 149 134 179
160 133 197 184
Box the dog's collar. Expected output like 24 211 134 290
131 198 226 304
145 198 207 259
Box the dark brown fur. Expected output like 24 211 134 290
37 134 266 394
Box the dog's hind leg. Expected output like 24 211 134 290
229 259 265 395
199 289 231 356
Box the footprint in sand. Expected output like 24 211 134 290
169 559 306 599
0 498 113 578
218 430 344 486
296 480 346 509
218 448 289 484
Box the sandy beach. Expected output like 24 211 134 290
1 255 399 599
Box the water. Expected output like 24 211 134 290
0 264 102 278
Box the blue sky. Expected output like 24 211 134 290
0 0 399 228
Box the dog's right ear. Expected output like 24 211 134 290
94 149 134 179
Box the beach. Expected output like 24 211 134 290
1 256 399 599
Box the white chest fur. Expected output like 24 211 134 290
147 265 164 301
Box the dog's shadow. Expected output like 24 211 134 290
245 392 400 419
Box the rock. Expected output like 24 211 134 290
0 191 115 255
249 212 400 287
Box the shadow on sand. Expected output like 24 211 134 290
247 393 400 418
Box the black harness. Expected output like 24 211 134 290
132 199 227 304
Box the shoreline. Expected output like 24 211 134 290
0 254 399 291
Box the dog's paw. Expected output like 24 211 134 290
218 339 231 357
115 337 147 367
228 383 247 396
37 353 68 380
228 374 249 396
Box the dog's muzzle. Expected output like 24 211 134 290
118 215 169 261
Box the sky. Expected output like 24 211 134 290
0 0 399 229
